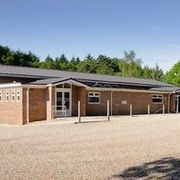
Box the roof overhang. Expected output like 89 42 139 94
0 82 47 89
48 78 88 88
86 87 173 94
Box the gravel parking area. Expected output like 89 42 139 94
0 114 180 180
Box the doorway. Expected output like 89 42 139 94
56 89 71 117
175 95 180 113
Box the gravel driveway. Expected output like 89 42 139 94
0 114 180 180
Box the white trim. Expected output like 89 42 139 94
11 91 15 102
26 88 30 124
48 79 88 88
0 83 46 89
86 87 171 94
88 92 100 104
0 82 21 88
55 88 72 116
16 90 21 102
22 84 47 89
152 95 163 104
111 91 113 116
5 91 9 101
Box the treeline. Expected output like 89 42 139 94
0 45 166 81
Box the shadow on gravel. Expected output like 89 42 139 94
112 157 180 180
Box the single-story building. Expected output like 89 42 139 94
0 65 180 125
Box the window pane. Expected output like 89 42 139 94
89 97 99 103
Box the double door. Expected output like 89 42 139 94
56 89 71 116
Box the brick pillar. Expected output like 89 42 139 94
170 94 176 113
46 86 55 120
78 87 87 116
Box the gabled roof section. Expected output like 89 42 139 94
30 77 88 87
30 77 69 85
0 64 175 88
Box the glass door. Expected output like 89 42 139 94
56 89 71 117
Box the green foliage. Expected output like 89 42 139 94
0 45 40 66
166 61 180 86
77 54 97 73
0 45 169 82
118 50 143 78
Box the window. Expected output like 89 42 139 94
88 92 100 104
6 91 9 101
0 90 2 101
11 91 15 101
152 95 163 104
17 91 20 101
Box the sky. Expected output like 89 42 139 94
1 0 180 72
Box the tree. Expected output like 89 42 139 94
77 54 97 73
118 50 143 77
68 56 80 71
151 64 165 81
165 61 180 86
96 55 113 75
55 54 69 70
0 45 40 67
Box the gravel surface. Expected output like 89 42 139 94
0 114 180 180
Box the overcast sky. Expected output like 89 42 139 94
1 0 180 72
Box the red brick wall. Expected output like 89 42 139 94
84 90 169 116
113 92 169 115
78 87 87 116
71 86 87 116
72 85 78 116
28 88 46 122
86 91 111 116
0 88 23 125
170 94 176 113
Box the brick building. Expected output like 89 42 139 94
0 65 180 125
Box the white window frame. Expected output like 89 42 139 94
17 90 20 102
11 91 15 102
88 92 100 104
152 95 163 104
6 91 9 101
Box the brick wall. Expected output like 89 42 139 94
27 88 46 122
72 85 78 116
0 87 23 125
77 87 87 116
170 94 176 113
86 90 111 116
85 90 170 116
113 91 169 115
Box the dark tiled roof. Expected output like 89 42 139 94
0 64 174 88
31 78 68 85
150 86 180 92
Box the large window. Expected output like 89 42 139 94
88 92 100 104
152 95 163 104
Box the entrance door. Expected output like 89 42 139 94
56 89 71 117
175 95 180 113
